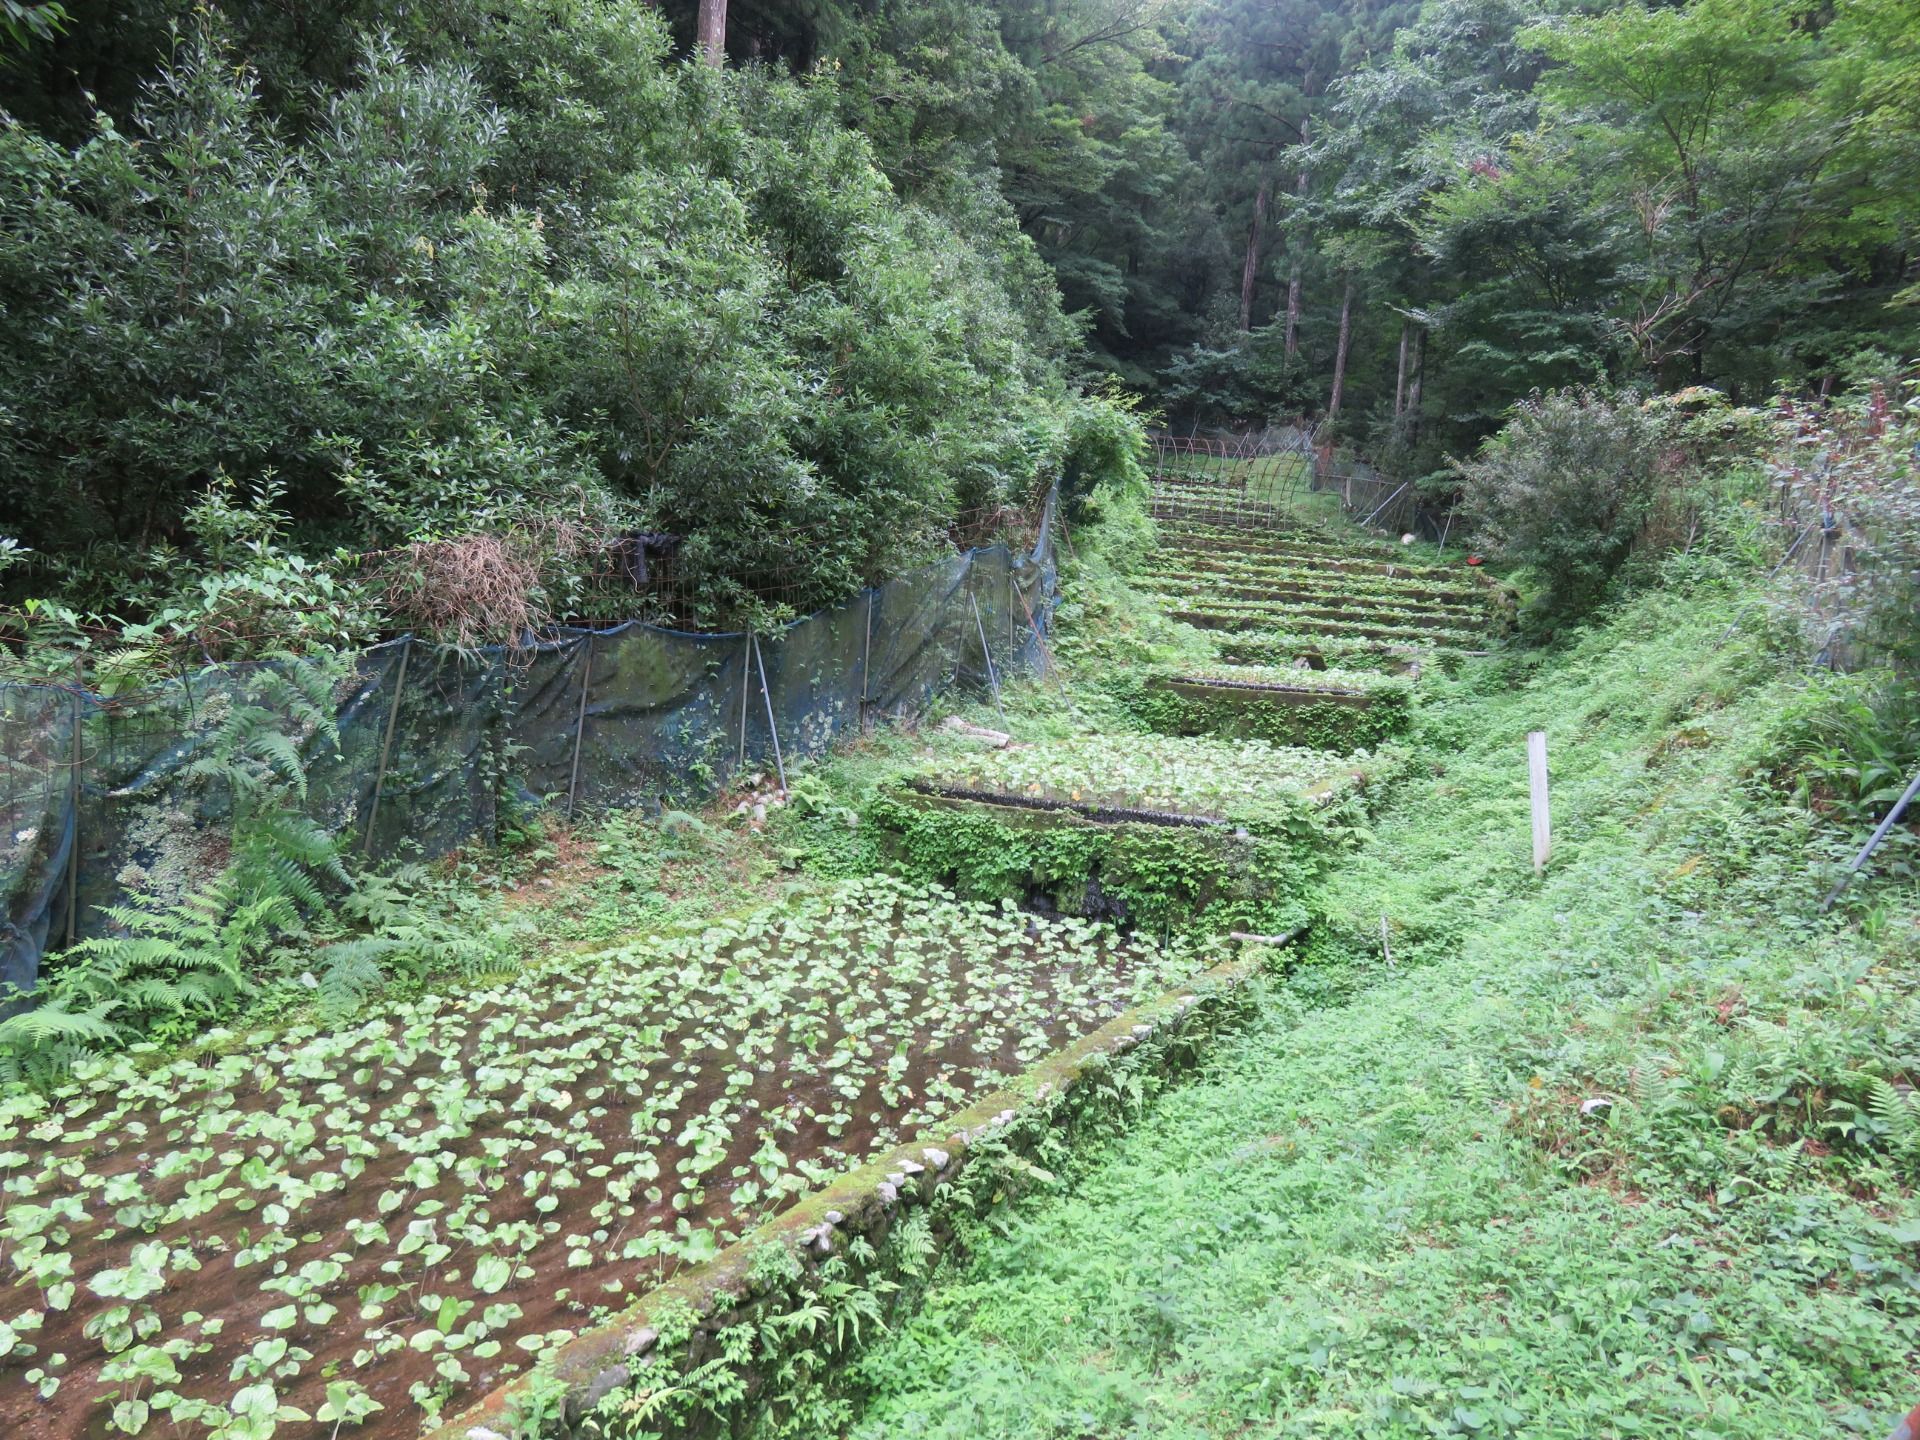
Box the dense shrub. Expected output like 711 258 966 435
1455 388 1664 629
0 6 1127 638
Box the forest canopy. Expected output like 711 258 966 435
1 0 1916 638
0 2 1131 636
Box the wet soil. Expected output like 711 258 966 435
0 888 1197 1438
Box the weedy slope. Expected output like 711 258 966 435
828 567 1920 1439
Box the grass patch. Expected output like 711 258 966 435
815 565 1920 1440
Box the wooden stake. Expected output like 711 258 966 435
1527 731 1551 876
1380 914 1393 967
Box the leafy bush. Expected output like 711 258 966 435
1455 388 1664 629
0 7 1129 638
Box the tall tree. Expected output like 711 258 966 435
696 0 726 64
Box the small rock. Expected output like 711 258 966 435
579 1364 631 1410
922 1147 950 1170
624 1327 659 1357
899 1159 925 1175
875 1181 898 1206
824 1209 845 1226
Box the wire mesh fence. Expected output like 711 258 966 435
0 520 1056 998
1755 464 1867 670
1144 428 1457 543
1145 431 1318 529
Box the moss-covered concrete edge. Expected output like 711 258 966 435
427 933 1298 1440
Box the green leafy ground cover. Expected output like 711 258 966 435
819 568 1920 1440
1139 519 1508 658
1120 667 1414 753
1161 596 1486 638
907 732 1361 822
854 730 1377 937
1173 607 1488 649
1154 522 1432 564
1148 664 1409 696
0 877 1211 1437
1148 578 1491 620
1212 632 1427 675
1140 568 1486 605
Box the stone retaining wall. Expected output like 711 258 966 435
430 932 1299 1440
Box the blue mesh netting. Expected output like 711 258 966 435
0 527 1055 998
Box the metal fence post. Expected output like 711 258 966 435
1005 557 1014 656
970 591 1005 719
860 589 874 735
736 633 752 770
565 632 595 821
362 637 413 854
65 692 81 948
751 633 787 794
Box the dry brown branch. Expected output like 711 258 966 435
377 524 590 651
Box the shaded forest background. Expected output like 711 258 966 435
1 0 1916 641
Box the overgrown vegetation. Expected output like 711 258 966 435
818 555 1920 1440
0 4 1128 645
1455 388 1666 629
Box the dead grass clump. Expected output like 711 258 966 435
380 526 587 650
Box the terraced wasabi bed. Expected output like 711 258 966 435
1122 664 1414 751
872 733 1380 934
0 877 1208 1439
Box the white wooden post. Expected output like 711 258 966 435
1527 731 1551 875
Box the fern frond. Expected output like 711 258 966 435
0 1001 119 1048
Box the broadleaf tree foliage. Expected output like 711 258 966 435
1 0 1916 634
0 3 1119 635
